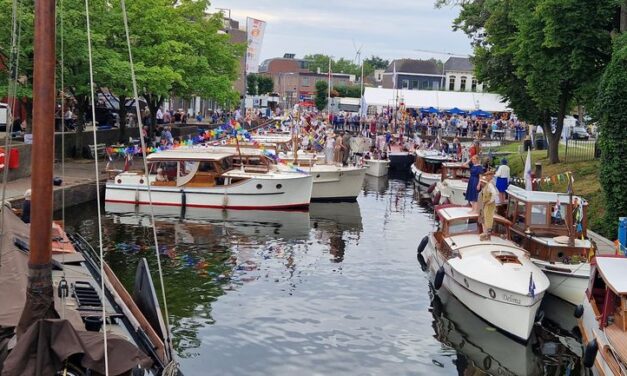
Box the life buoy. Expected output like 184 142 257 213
434 266 445 290
417 236 429 255
432 191 441 206
583 339 598 368
574 304 584 319
427 183 437 194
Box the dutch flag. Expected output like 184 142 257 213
528 272 536 299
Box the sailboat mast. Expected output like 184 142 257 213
18 0 56 333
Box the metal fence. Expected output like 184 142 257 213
563 138 599 162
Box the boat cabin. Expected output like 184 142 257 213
586 256 627 373
434 205 513 258
146 151 246 187
440 162 470 182
415 151 453 175
506 185 590 262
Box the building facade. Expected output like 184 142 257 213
381 59 444 91
443 57 483 93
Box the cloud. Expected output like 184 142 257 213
209 0 472 61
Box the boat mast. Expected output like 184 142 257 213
17 0 56 334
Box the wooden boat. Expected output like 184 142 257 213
105 149 313 210
410 149 454 188
576 256 627 375
433 162 470 206
505 185 591 305
192 145 366 202
418 205 549 341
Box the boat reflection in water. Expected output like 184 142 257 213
430 287 583 376
310 202 362 263
362 175 389 197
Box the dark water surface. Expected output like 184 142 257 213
62 174 583 376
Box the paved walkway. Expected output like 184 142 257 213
2 159 104 205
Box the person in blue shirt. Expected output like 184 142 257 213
463 155 484 214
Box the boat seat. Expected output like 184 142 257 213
186 173 216 187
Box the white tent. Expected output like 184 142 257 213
362 88 510 113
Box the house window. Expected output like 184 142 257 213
449 76 456 91
411 80 419 90
471 79 478 92
421 80 431 90
460 76 467 91
402 79 410 89
302 77 310 87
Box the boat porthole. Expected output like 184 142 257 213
464 278 469 288
139 179 144 184
489 288 496 299
483 356 492 369
316 174 321 178
276 184 282 189
256 184 262 189
117 179 121 184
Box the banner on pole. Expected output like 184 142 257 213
246 17 266 74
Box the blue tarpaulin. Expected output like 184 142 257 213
470 109 493 118
420 106 439 114
446 107 466 115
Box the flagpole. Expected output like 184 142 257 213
242 17 249 115
327 57 331 112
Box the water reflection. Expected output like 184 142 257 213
58 176 585 375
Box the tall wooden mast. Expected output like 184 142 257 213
17 0 57 335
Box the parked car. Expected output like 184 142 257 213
570 126 590 140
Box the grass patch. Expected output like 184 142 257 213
489 141 604 233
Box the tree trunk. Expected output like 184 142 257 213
118 95 127 142
547 94 569 164
621 1 627 32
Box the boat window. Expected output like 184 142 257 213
550 203 568 225
222 158 233 171
180 161 198 177
516 201 527 225
198 161 215 172
530 204 548 225
447 218 479 235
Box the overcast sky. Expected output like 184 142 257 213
208 0 473 64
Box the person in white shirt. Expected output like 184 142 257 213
494 158 511 203
156 107 164 124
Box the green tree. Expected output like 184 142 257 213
257 76 274 95
594 33 627 238
314 80 328 111
363 55 389 70
246 74 258 96
334 85 361 98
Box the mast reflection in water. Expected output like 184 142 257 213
61 175 583 375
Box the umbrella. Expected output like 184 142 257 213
446 107 466 115
420 106 439 114
470 109 493 118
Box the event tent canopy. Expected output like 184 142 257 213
363 87 510 113
469 109 493 118
446 107 466 115
420 107 439 114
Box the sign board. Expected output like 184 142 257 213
245 18 266 74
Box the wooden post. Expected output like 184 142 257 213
18 0 56 335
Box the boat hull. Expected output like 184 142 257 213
434 180 468 206
105 172 313 210
411 165 442 188
531 258 590 305
364 159 389 177
578 297 618 376
423 237 544 341
309 166 366 201
388 152 415 171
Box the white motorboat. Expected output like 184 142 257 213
576 256 627 375
411 149 454 188
105 150 313 210
506 185 592 305
364 159 390 177
433 162 469 206
419 205 549 341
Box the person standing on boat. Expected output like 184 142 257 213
494 158 510 203
463 155 484 214
324 132 335 164
479 171 497 241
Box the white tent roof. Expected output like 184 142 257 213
363 88 510 113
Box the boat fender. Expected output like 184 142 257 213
574 304 584 319
434 267 445 290
582 339 598 368
432 191 441 206
417 254 427 272
427 183 437 194
417 236 429 255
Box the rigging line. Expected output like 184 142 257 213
84 0 109 374
0 0 23 265
119 0 175 362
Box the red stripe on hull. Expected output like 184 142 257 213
105 199 310 211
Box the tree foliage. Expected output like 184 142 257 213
303 53 387 79
257 75 274 95
334 85 361 98
453 0 616 163
593 33 627 238
314 80 328 111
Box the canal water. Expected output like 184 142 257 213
62 174 584 376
